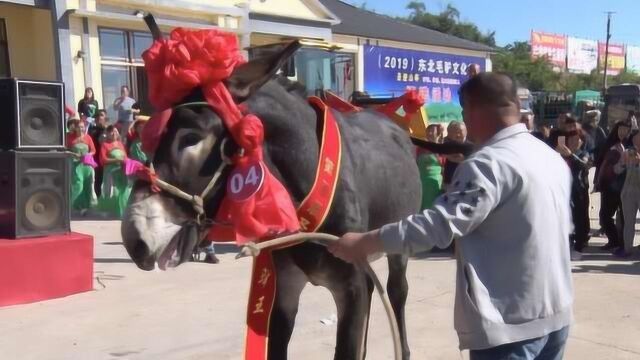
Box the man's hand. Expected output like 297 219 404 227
327 230 383 264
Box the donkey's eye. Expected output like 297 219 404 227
178 133 202 150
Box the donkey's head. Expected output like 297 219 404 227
121 36 300 271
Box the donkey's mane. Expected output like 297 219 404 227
274 75 309 99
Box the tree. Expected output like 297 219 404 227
611 70 640 86
404 2 496 47
406 1 425 17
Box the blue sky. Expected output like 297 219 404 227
344 0 640 47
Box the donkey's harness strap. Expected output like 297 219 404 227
147 101 235 222
152 137 232 220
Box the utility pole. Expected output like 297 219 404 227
602 12 615 93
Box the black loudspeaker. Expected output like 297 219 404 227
0 78 65 150
0 151 70 238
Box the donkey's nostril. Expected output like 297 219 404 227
130 240 154 271
133 240 149 259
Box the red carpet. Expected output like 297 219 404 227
0 232 94 307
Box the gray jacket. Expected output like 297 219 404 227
380 124 574 350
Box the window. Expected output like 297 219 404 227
0 19 10 77
98 28 154 120
293 48 355 100
99 29 128 61
101 65 130 119
132 32 153 63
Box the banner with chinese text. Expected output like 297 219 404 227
598 42 625 75
567 37 597 74
626 46 640 74
363 44 485 123
530 31 567 71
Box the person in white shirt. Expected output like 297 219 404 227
328 73 574 360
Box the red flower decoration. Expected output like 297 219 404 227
141 28 246 154
403 89 425 114
139 27 300 244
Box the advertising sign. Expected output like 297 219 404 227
626 46 640 74
567 37 598 74
531 31 567 70
599 42 625 75
363 44 485 122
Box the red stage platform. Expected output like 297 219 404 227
0 232 94 307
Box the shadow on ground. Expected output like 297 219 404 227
94 258 134 264
207 243 240 254
572 262 640 276
71 211 121 221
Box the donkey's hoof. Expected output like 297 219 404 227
204 254 220 264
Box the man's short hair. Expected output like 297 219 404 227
459 72 519 109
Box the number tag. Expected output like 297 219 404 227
227 161 265 202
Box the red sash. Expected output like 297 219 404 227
244 97 342 359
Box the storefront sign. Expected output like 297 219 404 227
530 31 567 71
363 44 485 123
598 42 625 75
567 37 598 74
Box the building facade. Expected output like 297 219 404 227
1 0 493 122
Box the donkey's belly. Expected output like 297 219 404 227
333 112 422 232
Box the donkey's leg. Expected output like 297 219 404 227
267 249 308 360
361 275 375 360
328 258 371 360
387 254 410 360
288 243 372 360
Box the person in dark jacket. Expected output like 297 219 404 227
77 87 99 120
557 123 591 256
88 109 108 197
595 120 632 251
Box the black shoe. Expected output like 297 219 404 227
204 254 220 264
600 243 617 251
613 247 632 259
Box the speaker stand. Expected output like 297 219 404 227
0 233 93 307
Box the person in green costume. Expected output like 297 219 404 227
417 124 444 210
98 126 132 218
67 119 98 213
128 116 149 163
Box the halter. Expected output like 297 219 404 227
146 102 236 224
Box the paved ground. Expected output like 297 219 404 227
1 218 640 360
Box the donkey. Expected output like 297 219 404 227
121 41 421 360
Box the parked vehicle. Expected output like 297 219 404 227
602 84 640 129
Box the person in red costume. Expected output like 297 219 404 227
67 119 98 213
98 126 131 217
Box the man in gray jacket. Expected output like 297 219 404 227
328 73 573 359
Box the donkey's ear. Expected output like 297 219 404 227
225 41 301 102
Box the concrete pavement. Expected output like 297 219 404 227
0 220 639 360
